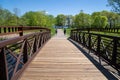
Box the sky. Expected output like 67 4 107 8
0 0 111 16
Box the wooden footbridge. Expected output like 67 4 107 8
0 26 119 80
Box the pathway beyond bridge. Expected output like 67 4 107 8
20 29 107 80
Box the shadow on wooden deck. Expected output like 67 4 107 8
68 38 119 80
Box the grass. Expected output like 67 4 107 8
66 28 72 37
50 28 55 36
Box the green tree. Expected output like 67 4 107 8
107 0 120 13
92 15 101 28
92 16 108 28
101 10 120 27
21 11 55 28
21 11 37 26
55 14 66 26
6 15 19 26
46 15 55 27
0 7 18 26
92 12 108 28
101 16 108 28
74 11 91 28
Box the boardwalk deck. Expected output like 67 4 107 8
20 29 107 80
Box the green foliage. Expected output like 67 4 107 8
46 15 55 27
107 0 120 13
55 14 66 26
50 27 55 36
0 6 120 30
91 11 120 28
74 11 91 28
66 28 72 37
0 8 19 26
92 15 108 28
101 16 108 28
21 11 55 28
92 16 100 27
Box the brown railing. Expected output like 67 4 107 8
0 26 51 36
0 26 22 36
72 28 120 33
70 29 120 70
0 27 51 80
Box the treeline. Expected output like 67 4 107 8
55 10 120 28
0 7 55 29
74 10 120 28
0 7 120 29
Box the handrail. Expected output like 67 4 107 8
70 29 120 70
0 26 51 36
0 28 51 80
71 28 120 33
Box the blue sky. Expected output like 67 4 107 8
0 0 111 16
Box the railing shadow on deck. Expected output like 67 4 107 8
68 38 119 80
0 26 51 80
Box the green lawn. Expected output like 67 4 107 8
50 28 55 36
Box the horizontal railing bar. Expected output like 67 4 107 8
74 31 120 39
0 26 50 30
0 31 49 48
0 26 51 36
0 31 22 36
71 27 120 31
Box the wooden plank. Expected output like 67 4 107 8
20 29 107 80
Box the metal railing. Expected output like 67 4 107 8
0 26 51 36
70 29 120 70
0 27 51 80
72 28 120 33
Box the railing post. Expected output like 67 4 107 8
18 26 23 36
75 31 78 42
42 34 44 45
74 32 76 41
12 27 14 32
4 27 6 33
15 27 17 32
82 33 85 45
112 38 117 65
8 27 10 32
43 33 46 43
76 31 79 42
97 35 101 53
38 34 43 48
0 27 1 33
33 36 37 53
97 35 101 64
74 32 76 40
78 32 81 43
88 34 91 52
0 48 8 80
23 40 28 63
